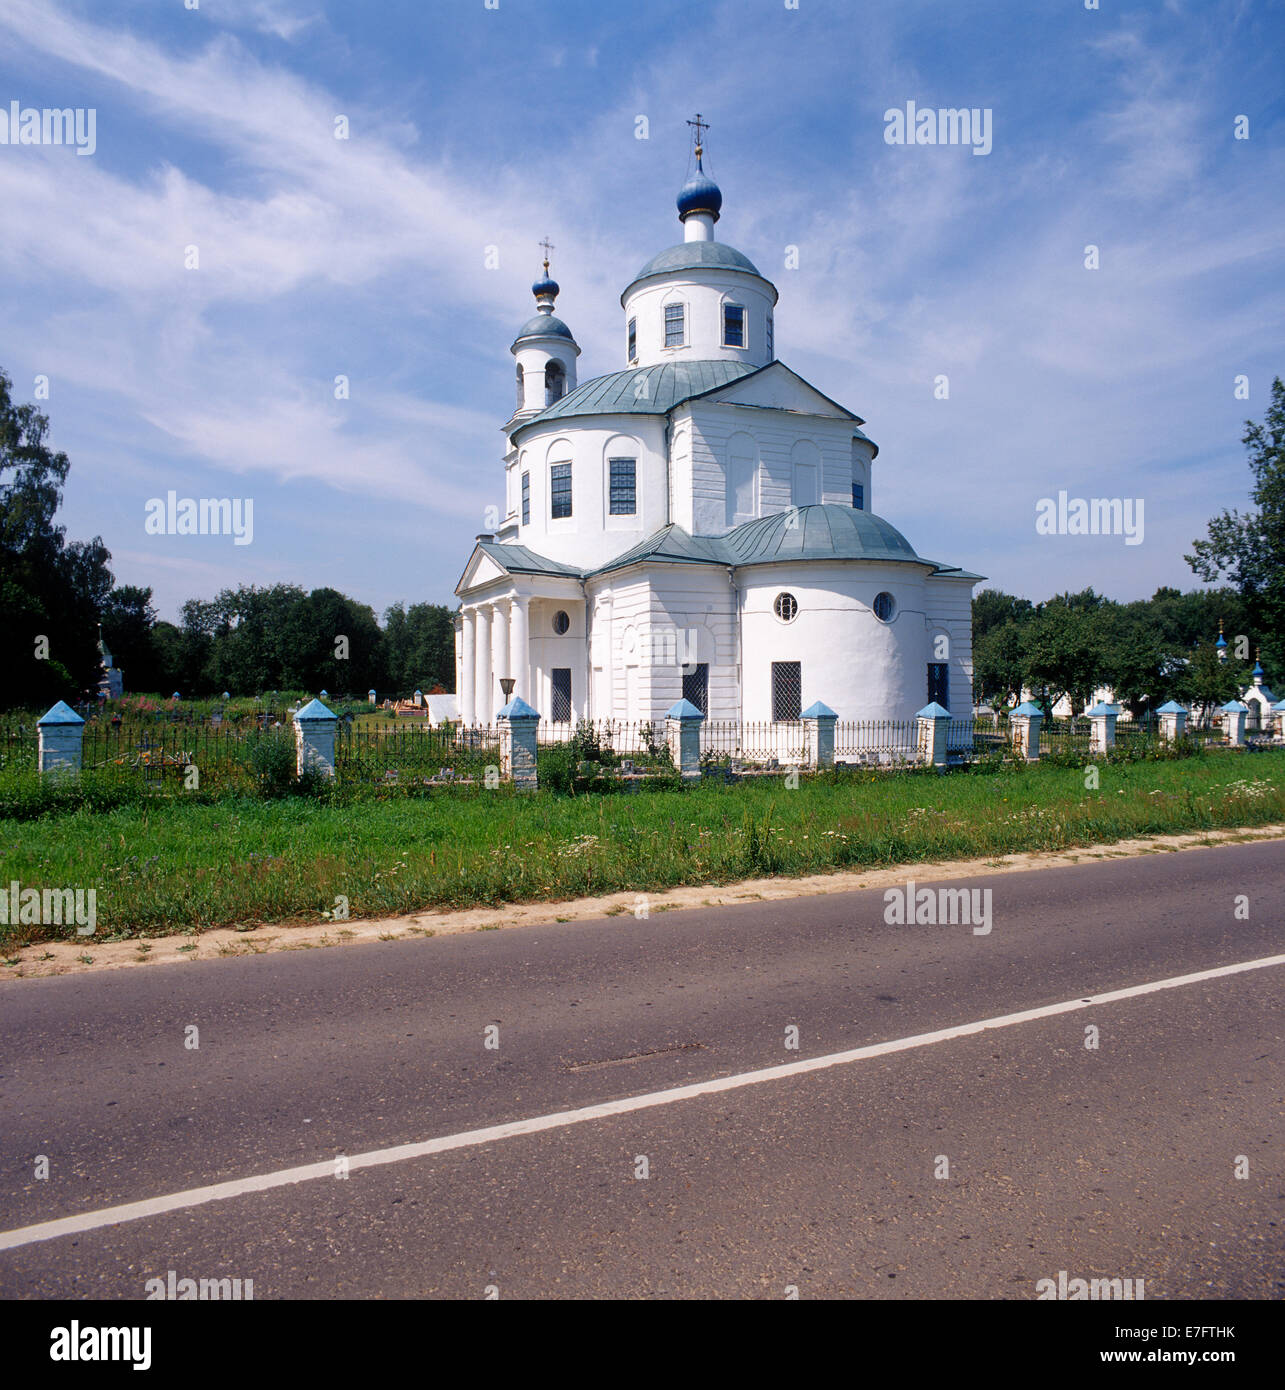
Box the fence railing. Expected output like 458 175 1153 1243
834 719 919 762
6 708 1268 789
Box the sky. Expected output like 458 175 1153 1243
1 0 1282 623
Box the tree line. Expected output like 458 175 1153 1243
100 583 456 701
972 583 1262 717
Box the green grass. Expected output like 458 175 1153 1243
1 751 1282 946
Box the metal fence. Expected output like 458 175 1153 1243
3 708 1263 790
834 719 919 763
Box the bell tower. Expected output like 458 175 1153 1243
511 240 580 420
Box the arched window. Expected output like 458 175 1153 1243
545 361 565 405
515 364 524 409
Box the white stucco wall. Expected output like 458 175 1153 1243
622 268 777 371
506 415 670 569
737 561 951 723
674 401 874 536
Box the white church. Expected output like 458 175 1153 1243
454 125 981 728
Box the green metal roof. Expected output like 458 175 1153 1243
467 508 981 588
590 524 735 576
477 541 583 578
589 505 977 579
721 504 921 565
514 359 758 436
622 241 771 303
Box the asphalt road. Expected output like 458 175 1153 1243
1 841 1282 1299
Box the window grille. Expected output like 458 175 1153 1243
682 663 709 715
551 668 572 722
772 661 802 722
927 663 949 708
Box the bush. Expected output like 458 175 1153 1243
0 766 145 820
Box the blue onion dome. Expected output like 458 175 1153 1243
1253 660 1265 677
677 167 722 220
1215 632 1228 649
531 273 559 297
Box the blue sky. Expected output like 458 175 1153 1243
1 0 1282 622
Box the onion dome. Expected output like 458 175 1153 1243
677 165 722 221
512 241 578 351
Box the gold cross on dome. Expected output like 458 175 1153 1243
686 112 709 158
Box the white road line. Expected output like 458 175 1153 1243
3 951 1283 1253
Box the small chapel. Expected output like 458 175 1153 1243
454 120 982 727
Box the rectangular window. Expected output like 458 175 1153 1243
608 458 636 515
682 663 709 716
627 317 637 362
550 462 572 519
664 303 685 348
551 668 572 723
766 313 774 359
852 482 864 511
927 663 950 709
772 661 802 722
723 304 745 348
521 471 530 524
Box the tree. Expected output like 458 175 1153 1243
1187 376 1285 675
972 588 1034 643
279 587 384 693
382 602 456 697
1 366 113 707
973 619 1028 708
101 585 163 693
1020 596 1105 716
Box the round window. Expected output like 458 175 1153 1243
774 592 798 623
552 610 570 635
873 592 895 622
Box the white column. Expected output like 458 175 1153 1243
493 599 511 690
510 596 530 702
460 609 476 726
475 604 493 726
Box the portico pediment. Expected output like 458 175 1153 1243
456 540 584 598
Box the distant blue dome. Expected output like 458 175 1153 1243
531 275 559 297
677 169 722 220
